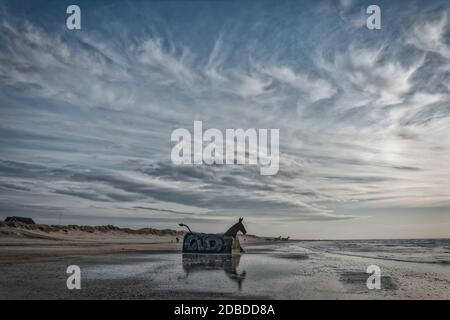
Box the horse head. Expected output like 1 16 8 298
224 217 247 237
238 217 247 235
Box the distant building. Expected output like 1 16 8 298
5 216 35 224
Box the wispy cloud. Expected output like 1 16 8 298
0 1 449 237
407 11 450 59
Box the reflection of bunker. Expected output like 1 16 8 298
182 254 246 290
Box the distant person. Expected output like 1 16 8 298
176 237 179 243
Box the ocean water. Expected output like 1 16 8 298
296 238 450 265
76 239 450 299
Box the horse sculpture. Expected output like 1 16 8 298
180 218 247 254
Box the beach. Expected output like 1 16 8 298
0 226 449 299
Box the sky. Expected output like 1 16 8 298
0 0 449 239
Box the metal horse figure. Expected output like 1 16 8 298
223 217 246 253
180 218 247 254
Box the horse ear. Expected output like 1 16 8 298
239 217 243 222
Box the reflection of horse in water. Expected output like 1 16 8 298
182 254 247 290
180 218 247 254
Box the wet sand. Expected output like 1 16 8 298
1 238 449 299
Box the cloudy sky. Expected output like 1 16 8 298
0 0 450 239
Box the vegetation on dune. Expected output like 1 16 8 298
0 221 185 236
